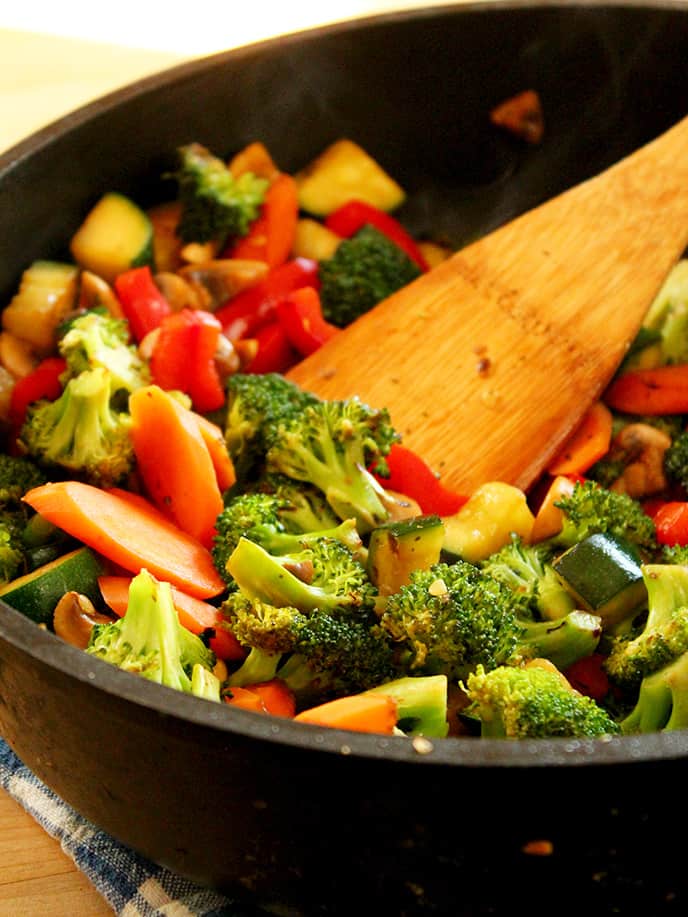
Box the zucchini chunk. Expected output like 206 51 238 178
70 192 154 283
367 515 445 595
294 139 406 216
553 533 647 628
441 482 535 564
0 546 105 626
2 260 79 354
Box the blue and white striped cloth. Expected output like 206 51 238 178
0 737 257 916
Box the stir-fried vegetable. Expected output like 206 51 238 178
4 134 688 741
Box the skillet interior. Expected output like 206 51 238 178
2 2 688 912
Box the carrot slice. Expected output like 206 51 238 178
294 693 397 734
98 574 243 660
224 679 296 718
604 364 688 415
547 401 613 476
530 474 577 543
23 481 225 599
129 385 224 549
193 412 236 492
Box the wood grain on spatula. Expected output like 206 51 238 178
287 116 688 496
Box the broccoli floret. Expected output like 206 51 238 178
223 593 396 703
318 224 422 327
226 535 376 615
619 650 688 733
663 428 688 492
662 543 688 565
364 674 449 738
481 535 576 621
212 490 363 584
604 563 688 688
248 473 341 533
172 143 269 245
463 663 621 739
19 366 134 488
87 568 217 698
378 562 600 682
632 258 688 367
0 454 47 506
58 308 150 395
266 396 400 533
224 373 320 484
0 521 25 583
550 480 657 559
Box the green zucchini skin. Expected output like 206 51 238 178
367 515 445 595
553 533 647 628
0 547 104 626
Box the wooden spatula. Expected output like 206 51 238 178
287 115 688 496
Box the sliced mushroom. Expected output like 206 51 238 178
78 270 125 318
178 259 268 312
154 272 205 312
53 592 115 649
608 422 672 499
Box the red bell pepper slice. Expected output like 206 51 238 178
114 265 172 343
150 309 225 413
243 321 300 375
9 356 67 435
653 501 688 545
563 653 610 702
215 257 320 341
372 443 468 516
224 173 299 269
324 200 429 271
276 286 339 357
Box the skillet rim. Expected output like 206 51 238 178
2 0 688 772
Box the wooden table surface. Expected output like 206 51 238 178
0 28 186 916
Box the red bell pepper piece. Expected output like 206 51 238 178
114 265 172 342
563 653 610 702
150 309 225 413
653 501 688 545
243 321 300 375
215 257 319 341
276 286 339 357
225 173 299 269
9 356 67 435
324 199 430 271
372 443 468 516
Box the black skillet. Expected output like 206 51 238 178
2 3 688 914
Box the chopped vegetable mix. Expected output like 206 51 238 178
3 130 688 742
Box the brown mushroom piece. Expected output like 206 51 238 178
607 422 672 499
53 591 115 649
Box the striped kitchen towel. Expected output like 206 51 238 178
0 737 263 916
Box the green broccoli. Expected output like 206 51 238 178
0 454 47 506
224 372 320 484
0 522 25 583
318 224 422 327
226 535 376 615
619 650 688 733
663 428 688 493
463 663 621 739
378 561 601 681
19 366 135 488
247 473 341 533
480 535 576 621
212 490 363 584
172 143 269 244
58 307 150 395
604 563 688 688
223 593 396 704
265 395 400 533
87 568 217 698
630 258 688 367
549 479 658 559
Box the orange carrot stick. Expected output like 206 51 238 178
193 412 236 492
604 364 688 415
293 693 398 734
224 679 296 718
23 481 225 599
98 575 243 660
547 401 613 475
129 385 224 549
